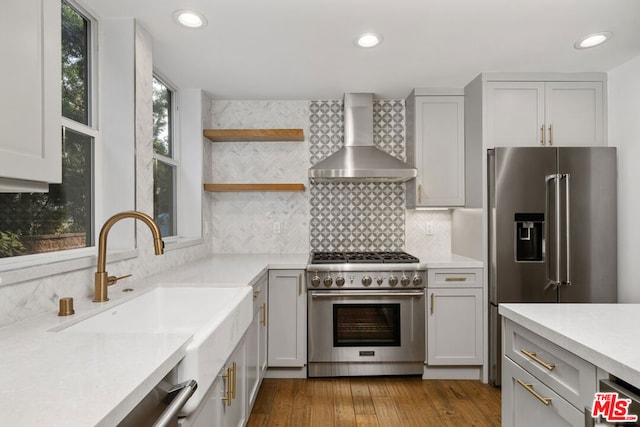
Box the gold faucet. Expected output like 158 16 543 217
94 211 164 302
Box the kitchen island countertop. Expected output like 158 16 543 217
500 303 640 389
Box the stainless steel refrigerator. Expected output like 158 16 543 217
488 147 617 386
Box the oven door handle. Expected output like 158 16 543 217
310 290 424 298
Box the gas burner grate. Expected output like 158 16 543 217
310 251 419 264
309 251 348 264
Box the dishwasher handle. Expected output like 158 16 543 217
152 380 198 427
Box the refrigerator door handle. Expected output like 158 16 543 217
545 174 561 290
562 173 571 287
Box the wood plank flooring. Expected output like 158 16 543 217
248 377 501 427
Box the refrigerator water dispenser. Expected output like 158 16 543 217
515 213 544 262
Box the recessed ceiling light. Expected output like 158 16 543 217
355 33 383 48
172 9 208 29
574 32 612 49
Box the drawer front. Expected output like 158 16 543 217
428 268 482 288
502 356 584 427
504 319 596 411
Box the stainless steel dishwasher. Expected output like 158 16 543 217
118 372 197 427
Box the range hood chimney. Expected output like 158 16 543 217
308 93 417 183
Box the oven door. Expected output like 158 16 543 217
308 289 425 377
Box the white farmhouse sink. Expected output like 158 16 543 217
60 284 253 415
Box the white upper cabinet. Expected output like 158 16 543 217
485 80 605 148
406 89 465 207
0 0 61 192
464 73 608 208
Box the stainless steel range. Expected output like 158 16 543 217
307 251 426 378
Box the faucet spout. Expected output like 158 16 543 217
94 211 164 302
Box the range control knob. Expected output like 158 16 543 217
335 277 345 287
388 276 398 287
323 276 333 287
311 275 321 287
400 275 410 287
362 276 372 287
376 277 384 285
412 275 423 287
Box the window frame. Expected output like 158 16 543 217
152 72 180 239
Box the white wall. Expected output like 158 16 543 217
609 55 640 302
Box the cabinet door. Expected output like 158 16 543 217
486 82 545 148
0 0 61 191
181 376 224 427
221 341 247 427
427 288 482 365
247 275 267 412
268 270 306 367
545 81 605 146
502 357 583 427
414 96 465 206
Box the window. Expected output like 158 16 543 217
0 1 95 259
152 76 177 237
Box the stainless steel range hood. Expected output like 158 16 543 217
308 93 417 183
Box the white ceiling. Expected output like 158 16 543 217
81 0 640 100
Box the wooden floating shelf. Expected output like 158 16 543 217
204 129 304 142
204 183 306 192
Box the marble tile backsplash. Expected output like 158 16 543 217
207 100 310 254
308 100 407 252
206 98 453 256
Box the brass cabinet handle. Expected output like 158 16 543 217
517 379 552 406
549 124 553 146
521 349 556 371
444 277 467 282
540 123 546 145
299 273 303 295
231 362 237 399
430 293 435 315
261 302 267 326
221 367 232 406
418 184 423 204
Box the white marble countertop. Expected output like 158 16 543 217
0 253 308 427
416 252 482 269
0 251 477 426
500 303 640 389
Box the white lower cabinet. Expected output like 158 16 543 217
246 273 268 410
426 268 483 365
427 287 482 365
502 357 583 427
180 339 247 427
268 270 306 367
502 318 597 427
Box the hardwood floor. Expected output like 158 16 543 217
248 377 501 427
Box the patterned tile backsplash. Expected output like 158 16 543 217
308 100 407 252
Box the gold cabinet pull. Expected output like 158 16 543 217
549 124 553 146
540 123 546 145
261 302 267 326
418 184 423 204
521 349 556 371
298 273 303 296
231 362 237 399
517 379 552 406
430 293 435 315
221 367 232 406
445 277 467 282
